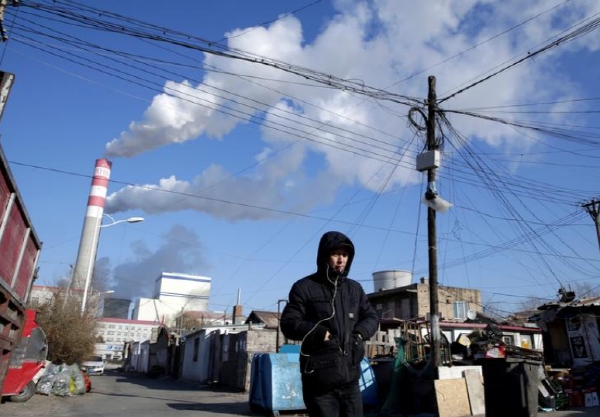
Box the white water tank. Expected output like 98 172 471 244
372 270 412 292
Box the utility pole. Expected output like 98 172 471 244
426 75 441 372
582 199 600 255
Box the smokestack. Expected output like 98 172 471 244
232 305 243 325
72 159 112 290
232 289 243 324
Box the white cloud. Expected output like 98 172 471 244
105 164 288 220
104 0 599 220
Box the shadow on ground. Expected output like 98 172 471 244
111 369 243 393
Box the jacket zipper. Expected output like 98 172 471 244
338 283 350 381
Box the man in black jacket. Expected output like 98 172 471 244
280 231 378 417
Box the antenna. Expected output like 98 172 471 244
466 310 477 320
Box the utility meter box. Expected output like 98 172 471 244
416 150 441 172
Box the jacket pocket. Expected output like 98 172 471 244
351 334 365 366
305 346 345 393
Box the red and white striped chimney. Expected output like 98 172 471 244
71 159 112 290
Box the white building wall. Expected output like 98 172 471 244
95 318 159 360
29 286 56 306
181 329 212 383
96 318 158 343
127 341 150 373
95 343 124 360
132 298 167 323
129 342 141 371
181 324 256 384
155 272 211 312
131 273 212 326
132 297 184 327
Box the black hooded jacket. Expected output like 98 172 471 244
280 231 378 389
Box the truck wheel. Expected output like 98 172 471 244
9 381 36 403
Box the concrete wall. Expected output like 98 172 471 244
179 327 278 390
180 329 212 383
247 329 277 353
438 286 482 319
371 282 480 320
219 329 279 391
137 342 150 373
415 282 481 320
416 282 430 318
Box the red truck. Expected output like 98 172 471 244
0 139 43 397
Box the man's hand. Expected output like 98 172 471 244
324 330 331 341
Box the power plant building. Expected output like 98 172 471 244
102 298 131 319
131 272 211 325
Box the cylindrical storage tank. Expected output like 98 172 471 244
372 270 412 292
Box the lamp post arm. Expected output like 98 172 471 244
80 216 144 315
99 216 144 228
100 219 126 228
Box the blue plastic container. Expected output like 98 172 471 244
359 356 379 409
249 353 306 416
249 348 379 416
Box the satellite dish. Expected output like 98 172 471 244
466 310 477 320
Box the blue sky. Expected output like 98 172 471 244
2 0 600 318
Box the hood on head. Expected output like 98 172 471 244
316 231 355 277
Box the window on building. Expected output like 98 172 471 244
521 334 533 349
453 301 469 319
502 335 515 346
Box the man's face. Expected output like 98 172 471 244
328 248 349 273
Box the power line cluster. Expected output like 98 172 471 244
3 0 600 314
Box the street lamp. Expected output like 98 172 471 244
100 214 144 228
81 215 144 315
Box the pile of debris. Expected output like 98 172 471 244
36 363 91 397
449 324 544 364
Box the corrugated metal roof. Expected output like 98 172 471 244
538 295 600 310
246 310 280 329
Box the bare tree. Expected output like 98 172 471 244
174 310 205 333
33 289 98 364
571 281 600 300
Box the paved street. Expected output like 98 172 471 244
4 369 600 417
2 370 266 417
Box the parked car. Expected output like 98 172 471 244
80 356 104 375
